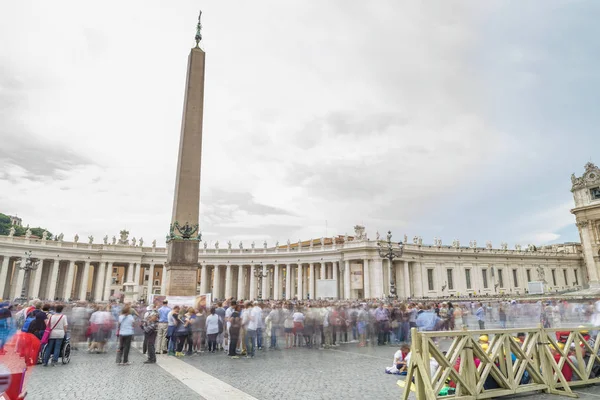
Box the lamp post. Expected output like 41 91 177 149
15 250 40 304
377 231 403 299
254 262 268 300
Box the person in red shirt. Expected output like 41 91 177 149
551 344 572 382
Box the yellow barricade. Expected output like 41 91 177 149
402 326 600 399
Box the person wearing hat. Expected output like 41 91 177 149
142 304 158 354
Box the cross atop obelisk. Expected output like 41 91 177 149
195 11 202 48
165 12 206 296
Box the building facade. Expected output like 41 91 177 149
571 162 600 289
0 230 584 302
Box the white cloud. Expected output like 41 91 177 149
0 1 595 247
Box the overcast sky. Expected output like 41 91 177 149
1 1 598 248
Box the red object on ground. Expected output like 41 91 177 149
0 336 29 400
14 333 40 367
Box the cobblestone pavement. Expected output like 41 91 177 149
24 343 203 400
17 334 600 400
182 342 413 400
181 340 600 400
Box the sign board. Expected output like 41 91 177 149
316 279 337 298
528 281 545 295
149 293 212 309
350 263 363 289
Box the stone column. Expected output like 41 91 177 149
344 260 351 300
214 266 222 299
309 263 315 300
363 259 371 299
63 260 76 301
0 256 10 299
320 262 326 280
147 264 155 299
80 261 91 300
249 265 256 300
225 264 233 298
134 263 141 285
580 223 600 285
332 261 339 299
274 265 280 300
373 258 385 298
161 265 167 295
31 260 44 299
237 266 245 300
296 263 303 299
285 264 292 300
48 259 60 300
261 264 268 299
126 263 134 283
403 260 411 298
95 262 106 301
13 267 25 301
104 262 113 301
201 264 208 294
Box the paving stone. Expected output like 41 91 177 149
25 341 203 400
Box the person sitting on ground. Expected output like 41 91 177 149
385 343 411 375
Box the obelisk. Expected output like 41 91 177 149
165 12 205 296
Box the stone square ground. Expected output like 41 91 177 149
22 339 600 400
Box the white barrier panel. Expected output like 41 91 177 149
316 279 337 298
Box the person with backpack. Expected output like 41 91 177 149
27 304 49 340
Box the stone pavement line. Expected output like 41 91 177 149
155 354 259 400
575 391 600 398
327 347 389 361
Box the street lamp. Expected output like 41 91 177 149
377 231 403 299
15 250 40 304
253 262 268 300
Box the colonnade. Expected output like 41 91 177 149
0 234 585 302
0 255 164 302
202 261 345 300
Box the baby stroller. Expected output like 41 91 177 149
37 333 71 365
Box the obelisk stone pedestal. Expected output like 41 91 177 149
166 240 200 296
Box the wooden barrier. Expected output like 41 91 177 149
401 326 600 399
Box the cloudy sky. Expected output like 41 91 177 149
1 1 598 248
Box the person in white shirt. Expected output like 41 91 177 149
385 344 411 375
224 302 234 353
245 302 262 358
43 305 68 366
205 307 220 353
292 308 305 347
